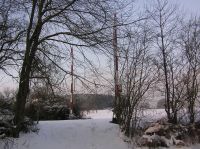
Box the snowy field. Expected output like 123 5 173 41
1 109 200 149
0 110 130 149
84 109 113 119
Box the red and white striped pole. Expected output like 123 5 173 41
70 47 74 115
112 13 120 122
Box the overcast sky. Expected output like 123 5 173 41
0 0 200 91
174 0 200 15
137 0 200 15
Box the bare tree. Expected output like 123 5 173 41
147 0 181 123
0 0 23 73
118 22 156 137
179 17 200 123
13 0 119 136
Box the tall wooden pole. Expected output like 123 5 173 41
112 13 120 123
70 47 74 115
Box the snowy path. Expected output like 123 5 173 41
0 110 130 149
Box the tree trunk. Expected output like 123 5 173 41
13 0 44 137
14 59 31 137
14 37 40 136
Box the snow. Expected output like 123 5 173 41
1 109 200 149
84 109 113 119
144 123 164 134
0 110 130 149
140 109 166 122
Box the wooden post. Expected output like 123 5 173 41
70 47 74 115
112 13 120 123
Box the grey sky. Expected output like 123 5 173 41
136 0 200 15
175 0 200 15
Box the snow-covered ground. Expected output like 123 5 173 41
0 110 130 149
84 109 113 119
1 109 200 149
